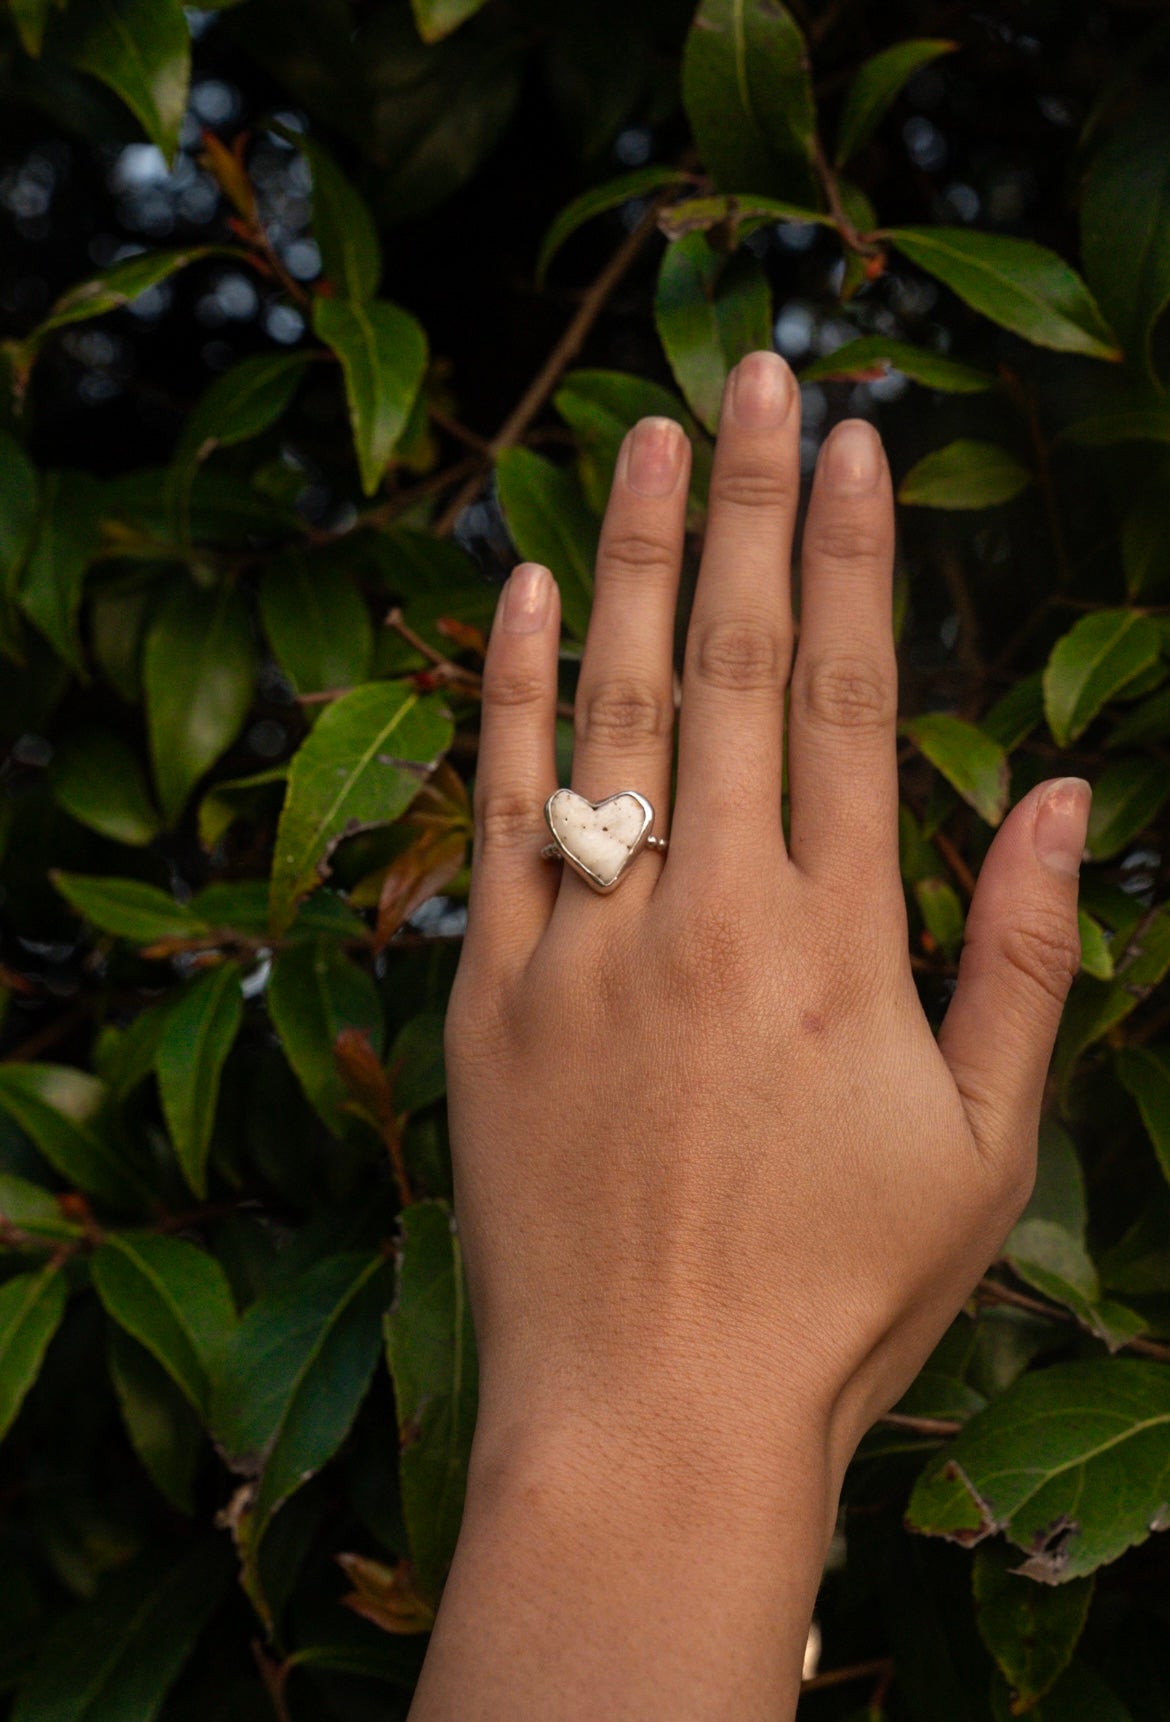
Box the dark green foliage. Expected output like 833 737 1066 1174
0 1 1169 1716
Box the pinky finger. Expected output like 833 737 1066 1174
465 563 562 970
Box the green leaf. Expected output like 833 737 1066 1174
194 878 368 943
798 336 993 393
7 0 66 56
266 936 383 1136
897 440 1032 509
269 681 452 934
385 1201 478 1599
681 0 818 203
902 713 1010 825
91 1233 237 1421
1077 911 1114 981
48 729 162 846
143 579 257 828
410 0 489 43
50 872 213 945
0 1172 84 1240
154 966 244 1198
536 167 692 287
654 232 773 435
213 1251 394 1551
51 0 191 161
1056 906 1170 1084
495 447 597 640
176 351 312 468
0 1265 67 1443
553 368 712 521
1060 408 1170 446
914 877 965 956
259 551 374 696
197 764 287 853
907 1359 1170 1579
992 1661 1132 1722
312 298 428 496
974 1540 1093 1712
1116 1046 1170 1186
26 248 222 347
0 431 40 599
0 1064 147 1208
18 471 102 674
390 1012 446 1114
884 228 1121 361
658 194 830 243
1042 610 1163 747
1084 757 1170 860
273 126 380 300
11 1539 231 1722
108 1328 202 1514
1081 92 1170 384
1004 1219 1145 1351
835 39 957 166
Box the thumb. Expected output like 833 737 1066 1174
937 776 1091 1162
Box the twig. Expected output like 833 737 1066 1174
434 197 668 537
2 1002 90 1064
931 824 978 899
1022 381 1073 589
383 607 575 720
979 1273 1170 1363
810 133 883 255
877 1411 963 1437
801 1656 894 1695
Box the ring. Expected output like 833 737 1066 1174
541 788 668 894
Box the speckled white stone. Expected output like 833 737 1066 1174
547 790 649 888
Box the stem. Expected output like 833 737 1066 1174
433 196 668 537
801 1656 894 1694
877 1411 963 1437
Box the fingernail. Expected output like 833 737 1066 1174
501 563 551 633
730 350 793 428
625 417 685 496
822 420 883 491
1033 777 1092 877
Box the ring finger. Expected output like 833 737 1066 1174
557 415 690 908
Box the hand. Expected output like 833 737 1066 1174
418 351 1090 1719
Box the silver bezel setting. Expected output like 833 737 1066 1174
543 788 655 893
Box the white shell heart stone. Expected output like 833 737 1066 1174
546 789 652 891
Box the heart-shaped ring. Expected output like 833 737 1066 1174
541 788 667 893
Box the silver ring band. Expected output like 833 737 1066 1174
541 788 667 894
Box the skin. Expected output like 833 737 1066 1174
409 350 1090 1720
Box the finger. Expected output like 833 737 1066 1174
671 351 798 864
938 777 1091 1167
562 417 689 904
465 563 562 969
786 420 899 903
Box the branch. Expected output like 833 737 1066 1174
801 1655 894 1694
433 196 668 537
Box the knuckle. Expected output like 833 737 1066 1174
601 529 677 580
796 653 895 732
805 520 880 567
692 619 786 694
576 678 673 747
482 668 547 711
709 463 795 512
475 789 540 855
997 915 1081 1004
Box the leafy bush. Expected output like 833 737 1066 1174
1 1 1169 1717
